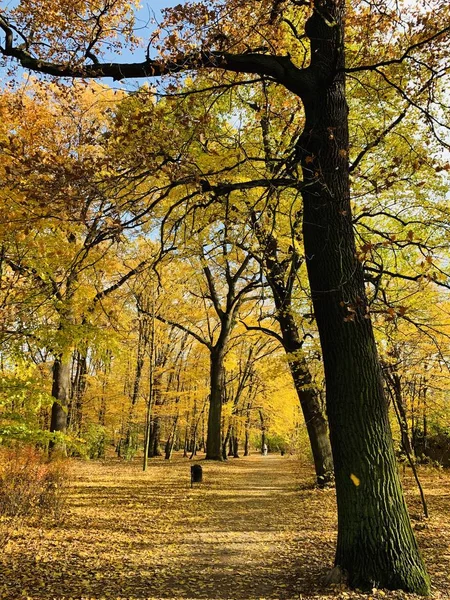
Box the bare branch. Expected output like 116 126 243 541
240 320 284 346
343 25 450 73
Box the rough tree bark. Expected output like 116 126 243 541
296 1 429 591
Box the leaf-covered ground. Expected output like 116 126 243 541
1 454 449 600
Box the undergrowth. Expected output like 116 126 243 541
0 445 69 546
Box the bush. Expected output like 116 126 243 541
0 445 69 519
82 424 108 459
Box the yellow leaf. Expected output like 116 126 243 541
350 473 360 486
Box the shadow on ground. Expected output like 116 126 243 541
1 455 449 599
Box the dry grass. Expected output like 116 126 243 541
0 454 449 600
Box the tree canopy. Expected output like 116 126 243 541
1 0 450 594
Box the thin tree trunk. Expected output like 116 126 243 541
244 399 252 456
259 409 266 454
233 435 239 458
384 364 413 456
279 313 334 486
143 291 156 471
68 350 87 435
126 311 149 453
165 415 179 460
222 423 232 460
98 351 111 426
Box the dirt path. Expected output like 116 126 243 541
1 454 449 599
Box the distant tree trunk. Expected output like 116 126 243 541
183 422 189 457
228 434 234 457
233 435 239 458
244 400 252 456
125 310 149 454
384 364 413 456
98 352 111 426
422 380 428 451
165 415 179 460
244 430 250 456
147 418 162 457
222 423 232 460
68 350 87 435
259 409 266 454
189 396 208 459
147 383 162 458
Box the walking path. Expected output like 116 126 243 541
1 454 448 599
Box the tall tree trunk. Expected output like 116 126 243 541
206 347 225 460
259 409 266 454
148 417 162 457
183 423 189 458
278 311 334 486
222 423 232 460
251 194 334 485
233 435 239 458
297 2 429 591
244 399 252 456
165 415 179 460
125 314 148 452
98 353 111 427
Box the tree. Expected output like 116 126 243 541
3 0 449 590
0 81 158 448
152 241 260 460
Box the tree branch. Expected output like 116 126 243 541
0 16 311 95
343 24 450 73
152 313 212 350
93 258 153 303
240 320 284 346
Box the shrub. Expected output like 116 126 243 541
82 424 108 459
0 445 69 519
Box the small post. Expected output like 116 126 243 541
190 464 203 488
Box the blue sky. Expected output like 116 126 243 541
0 0 183 88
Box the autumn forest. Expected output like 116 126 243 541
0 0 450 598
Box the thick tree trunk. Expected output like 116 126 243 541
206 348 225 460
147 417 162 457
297 2 429 592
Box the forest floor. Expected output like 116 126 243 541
1 454 449 600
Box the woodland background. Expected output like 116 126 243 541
0 0 450 597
